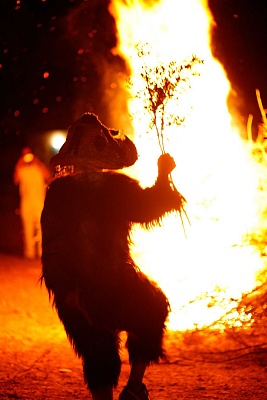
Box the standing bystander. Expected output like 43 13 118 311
14 147 50 259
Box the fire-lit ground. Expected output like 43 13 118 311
0 252 267 400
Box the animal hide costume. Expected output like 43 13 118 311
41 113 184 392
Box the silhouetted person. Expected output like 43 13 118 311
14 147 50 259
41 113 185 400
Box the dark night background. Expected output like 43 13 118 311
0 0 267 254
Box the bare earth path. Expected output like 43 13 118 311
0 253 267 399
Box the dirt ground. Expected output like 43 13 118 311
0 252 267 400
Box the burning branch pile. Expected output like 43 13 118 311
233 89 267 344
174 90 267 363
161 88 267 362
165 277 267 364
189 90 267 335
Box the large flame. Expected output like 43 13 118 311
109 0 266 330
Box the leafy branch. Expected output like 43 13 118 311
130 43 204 233
133 43 203 154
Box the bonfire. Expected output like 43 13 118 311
177 91 267 363
109 0 267 364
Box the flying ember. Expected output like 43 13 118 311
108 0 266 331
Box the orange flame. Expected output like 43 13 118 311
109 0 265 331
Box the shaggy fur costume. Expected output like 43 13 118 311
41 157 182 391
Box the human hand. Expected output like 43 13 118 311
157 153 176 177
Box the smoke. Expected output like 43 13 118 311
60 0 133 135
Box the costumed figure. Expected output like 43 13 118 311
14 147 50 259
41 113 185 400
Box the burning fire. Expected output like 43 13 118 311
109 0 266 330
